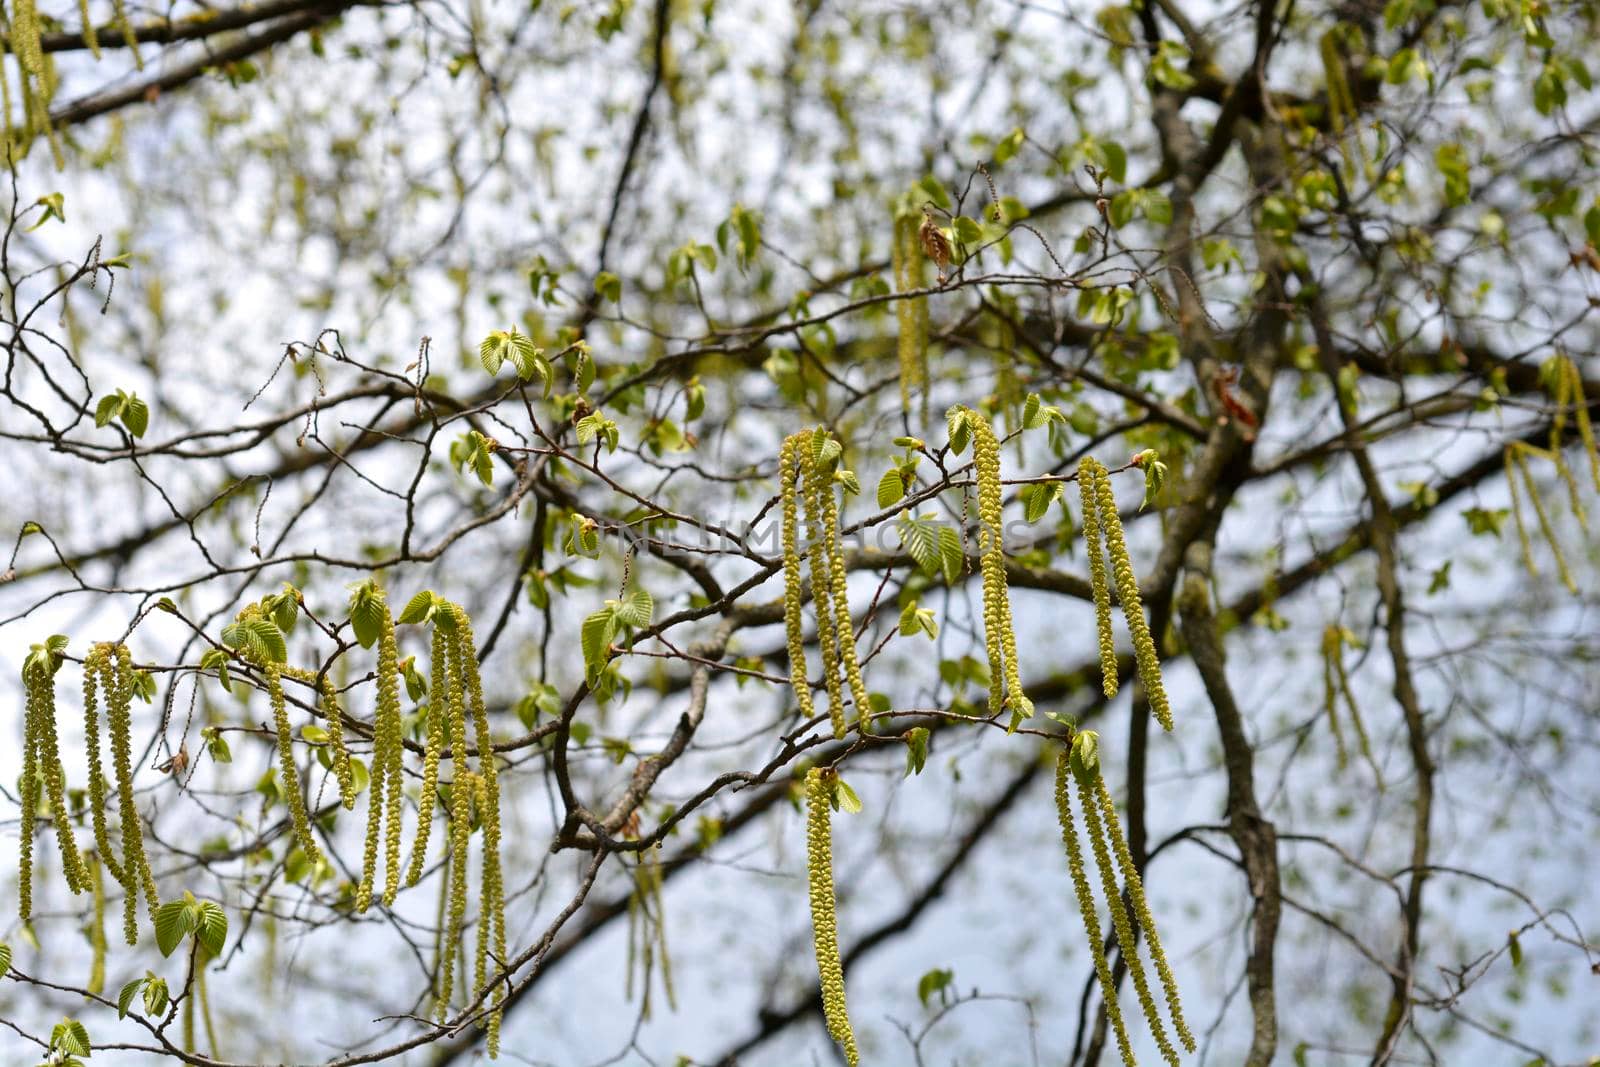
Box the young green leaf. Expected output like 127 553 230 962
154 899 196 957
196 900 227 959
117 977 146 1019
877 468 905 509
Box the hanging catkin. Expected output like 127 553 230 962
1080 458 1119 698
779 434 817 723
1083 456 1173 730
962 407 1032 722
804 768 859 1067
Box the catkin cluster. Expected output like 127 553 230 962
265 658 323 868
779 429 871 739
356 585 405 912
417 602 506 1056
1505 443 1577 594
804 768 859 1067
281 665 358 811
20 642 163 946
625 841 677 1019
1055 736 1192 1067
892 210 930 412
95 644 160 941
962 407 1033 722
1 0 67 164
1077 457 1173 731
1505 354 1599 596
22 648 87 909
1320 625 1382 786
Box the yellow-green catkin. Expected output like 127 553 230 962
779 434 816 724
105 644 157 939
1506 445 1537 579
1547 357 1589 531
110 0 142 67
804 768 859 1067
818 448 872 732
1079 772 1178 1067
967 409 1032 722
18 668 41 925
648 844 675 1013
319 676 357 810
1507 444 1577 594
1055 751 1135 1067
1080 458 1118 699
82 647 125 887
378 597 405 908
267 662 323 866
88 851 107 995
26 655 87 893
1094 775 1194 1054
281 663 358 810
1564 357 1600 491
1321 626 1382 787
75 0 101 57
449 605 506 1053
1093 460 1173 730
803 441 849 739
893 212 929 412
356 586 404 913
436 684 473 1024
1319 628 1350 768
406 625 451 887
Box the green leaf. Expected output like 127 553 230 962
398 589 435 625
897 599 937 639
832 777 862 814
1508 930 1523 969
270 588 299 634
1462 507 1509 538
1069 730 1101 784
94 394 124 428
581 607 617 681
1109 190 1137 228
594 271 622 303
1293 1042 1309 1067
50 1019 91 1056
834 468 861 496
936 525 965 585
0 942 9 974
30 191 66 228
1020 481 1063 524
916 966 954 1007
196 900 227 959
904 727 930 777
1099 141 1127 184
614 588 654 629
899 515 940 577
247 617 288 664
945 407 972 455
117 977 145 1019
479 330 508 374
142 975 169 1018
202 726 231 764
121 394 150 438
1143 191 1173 226
953 215 983 245
154 900 195 957
916 174 951 211
877 468 905 509
349 583 386 649
1134 451 1169 511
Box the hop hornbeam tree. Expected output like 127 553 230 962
2 0 1599 1064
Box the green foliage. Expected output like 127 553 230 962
92 389 149 438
